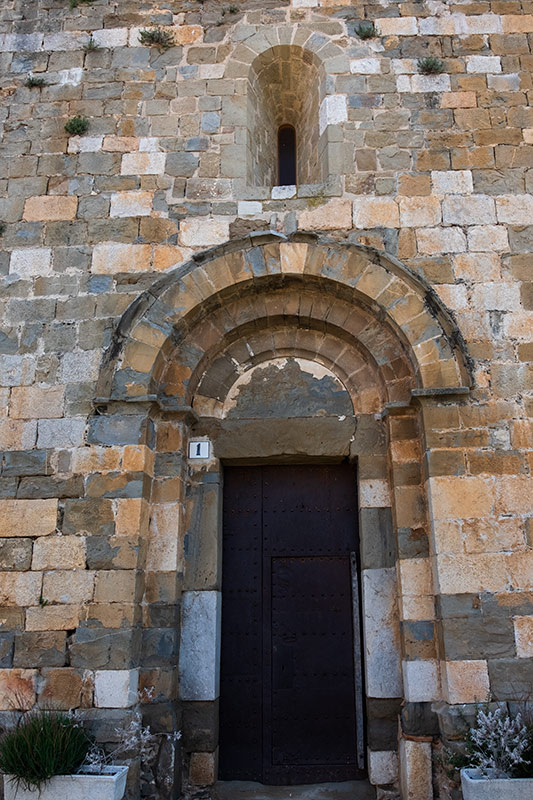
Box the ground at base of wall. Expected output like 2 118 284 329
183 780 380 800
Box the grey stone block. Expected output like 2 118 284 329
166 152 199 177
181 700 219 751
397 527 429 559
367 698 402 750
85 471 145 499
401 702 439 737
360 507 396 569
16 475 84 499
0 633 14 668
13 631 66 668
441 616 516 660
69 628 140 669
85 536 120 570
2 449 47 477
63 498 115 537
141 629 180 668
488 658 533 700
88 414 145 446
0 539 33 571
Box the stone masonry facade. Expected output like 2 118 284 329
0 0 533 798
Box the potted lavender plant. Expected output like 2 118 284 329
458 705 533 800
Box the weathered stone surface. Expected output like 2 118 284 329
0 499 57 537
179 592 221 702
0 539 32 571
13 632 66 668
363 568 402 699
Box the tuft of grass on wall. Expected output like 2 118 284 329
25 75 46 88
0 222 6 237
417 56 445 75
64 116 90 136
83 36 99 51
355 21 377 40
138 27 175 50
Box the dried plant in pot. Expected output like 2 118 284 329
449 704 533 800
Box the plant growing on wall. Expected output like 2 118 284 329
417 56 445 74
25 75 46 88
138 27 175 49
64 116 90 135
355 21 377 39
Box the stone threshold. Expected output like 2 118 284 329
210 780 377 800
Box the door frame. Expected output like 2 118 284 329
178 413 404 790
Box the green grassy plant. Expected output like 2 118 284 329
25 75 46 88
356 21 377 39
64 116 90 135
138 27 175 49
83 36 99 51
417 56 445 74
0 710 91 792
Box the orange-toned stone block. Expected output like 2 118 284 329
92 243 152 274
115 498 145 537
494 475 533 515
299 199 352 230
26 605 81 632
443 660 489 704
441 91 477 108
513 616 533 658
429 476 492 520
38 668 85 710
0 669 36 710
24 195 78 222
353 197 400 228
0 499 58 538
32 535 85 570
0 419 37 450
399 558 433 597
174 24 203 44
502 14 533 32
102 136 139 152
0 572 42 607
10 385 64 419
94 570 137 603
153 245 193 271
70 446 122 473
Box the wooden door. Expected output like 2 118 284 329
219 464 364 785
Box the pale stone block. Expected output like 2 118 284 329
416 227 466 254
32 535 85 570
495 194 533 225
43 570 95 604
402 660 440 702
487 73 520 91
399 738 433 800
110 191 152 218
376 17 418 35
179 591 221 701
401 595 435 622
435 553 509 594
271 185 296 199
37 418 86 448
494 475 533 515
456 13 503 34
0 418 35 448
58 68 83 86
280 242 307 274
0 499 58 538
237 201 262 216
9 248 52 279
359 479 391 508
504 312 533 339
0 356 35 388
0 670 36 711
471 282 520 311
399 558 432 597
92 243 152 274
466 225 509 252
411 74 451 93
429 476 492 520
350 58 381 74
418 16 456 35
94 669 139 708
391 59 418 74
362 568 402 698
198 64 225 79
91 28 128 48
435 283 467 310
398 196 441 227
319 95 347 135
147 504 180 572
10 385 64 419
292 0 318 6
102 136 138 153
44 32 86 51
138 137 160 152
524 129 533 145
179 218 229 247
26 605 81 632
513 616 533 658
466 55 501 73
442 195 496 225
431 170 473 195
0 572 42 607
121 152 166 175
299 198 352 231
353 197 400 229
396 75 412 93
443 660 490 704
454 253 501 282
67 136 103 154
60 350 100 383
0 33 43 52
368 750 399 785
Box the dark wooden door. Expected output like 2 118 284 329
219 464 363 785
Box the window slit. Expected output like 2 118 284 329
278 125 296 186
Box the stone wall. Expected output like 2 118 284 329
0 0 533 798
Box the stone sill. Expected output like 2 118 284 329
235 176 342 202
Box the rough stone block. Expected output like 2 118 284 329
368 750 398 785
402 660 440 702
94 669 139 708
179 218 229 247
13 631 66 668
513 616 533 658
70 628 138 669
32 535 85 570
0 669 36 710
353 197 400 229
42 570 95 604
10 386 64 419
9 248 52 279
110 192 152 218
24 196 78 222
179 591 221 701
363 568 402 699
121 152 166 175
0 539 32 571
37 418 86 449
0 634 14 668
0 499 57 537
25 605 81 632
399 738 432 800
38 667 85 710
443 659 490 704
299 198 352 230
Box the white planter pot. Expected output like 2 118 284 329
461 767 533 800
3 765 128 800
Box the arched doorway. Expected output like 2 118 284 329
96 232 472 796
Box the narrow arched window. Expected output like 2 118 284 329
278 125 297 186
